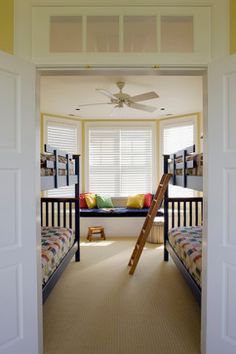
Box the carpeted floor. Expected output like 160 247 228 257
43 238 201 354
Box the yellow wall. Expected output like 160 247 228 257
230 0 236 54
0 0 14 54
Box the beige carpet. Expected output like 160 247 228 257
43 238 201 354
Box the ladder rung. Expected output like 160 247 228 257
128 173 171 274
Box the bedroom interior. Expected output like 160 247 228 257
39 71 204 353
1 1 236 353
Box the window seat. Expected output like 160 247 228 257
80 208 164 238
80 208 163 217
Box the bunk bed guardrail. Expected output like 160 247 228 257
41 144 80 191
40 145 80 302
163 145 203 191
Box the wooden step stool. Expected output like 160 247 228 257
87 226 106 242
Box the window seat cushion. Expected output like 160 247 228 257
80 207 164 217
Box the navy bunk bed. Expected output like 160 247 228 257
40 144 80 303
163 145 203 304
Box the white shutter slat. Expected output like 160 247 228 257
162 120 195 197
46 122 78 197
163 123 194 155
88 126 153 196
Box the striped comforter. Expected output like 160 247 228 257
41 226 74 286
168 226 202 287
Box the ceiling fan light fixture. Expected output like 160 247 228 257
81 81 160 113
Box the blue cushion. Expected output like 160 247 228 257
80 207 164 218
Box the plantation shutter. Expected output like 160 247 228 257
162 122 194 154
88 126 153 196
162 120 196 197
46 121 78 197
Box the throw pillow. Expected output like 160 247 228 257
96 194 114 208
85 194 97 209
127 194 145 209
143 193 152 208
80 193 88 208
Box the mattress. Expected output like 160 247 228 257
40 152 74 176
168 226 202 287
41 226 75 286
168 153 203 176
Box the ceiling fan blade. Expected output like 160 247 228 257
128 102 157 113
129 91 159 103
76 102 112 108
96 88 117 100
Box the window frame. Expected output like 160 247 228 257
84 121 157 196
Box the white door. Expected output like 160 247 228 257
202 54 236 354
0 52 42 354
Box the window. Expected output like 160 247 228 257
50 16 82 52
124 16 157 52
86 123 155 196
87 16 119 52
160 116 198 197
160 16 194 53
44 116 80 197
162 121 194 155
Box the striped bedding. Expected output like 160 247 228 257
41 226 75 286
40 153 74 176
168 226 202 287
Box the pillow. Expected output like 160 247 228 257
85 194 97 209
127 194 145 209
80 193 88 208
143 193 152 208
96 194 114 208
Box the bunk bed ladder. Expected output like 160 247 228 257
128 173 171 275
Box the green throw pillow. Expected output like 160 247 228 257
96 194 114 208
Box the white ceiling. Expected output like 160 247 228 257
40 75 203 119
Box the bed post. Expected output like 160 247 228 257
163 154 169 261
74 154 80 262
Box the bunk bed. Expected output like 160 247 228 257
163 145 203 304
40 145 80 303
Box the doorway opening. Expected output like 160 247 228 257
39 66 206 354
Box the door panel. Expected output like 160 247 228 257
203 54 236 354
0 51 42 354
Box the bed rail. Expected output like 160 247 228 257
41 145 80 191
164 197 203 261
41 197 80 262
163 145 203 191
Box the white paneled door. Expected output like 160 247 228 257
0 52 42 354
202 54 236 354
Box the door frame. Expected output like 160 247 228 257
38 65 208 353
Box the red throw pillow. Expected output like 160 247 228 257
143 193 152 208
80 193 89 208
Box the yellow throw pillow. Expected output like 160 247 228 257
85 194 97 209
127 194 145 209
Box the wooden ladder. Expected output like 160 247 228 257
128 173 171 275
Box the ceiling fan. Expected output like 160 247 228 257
76 81 159 113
